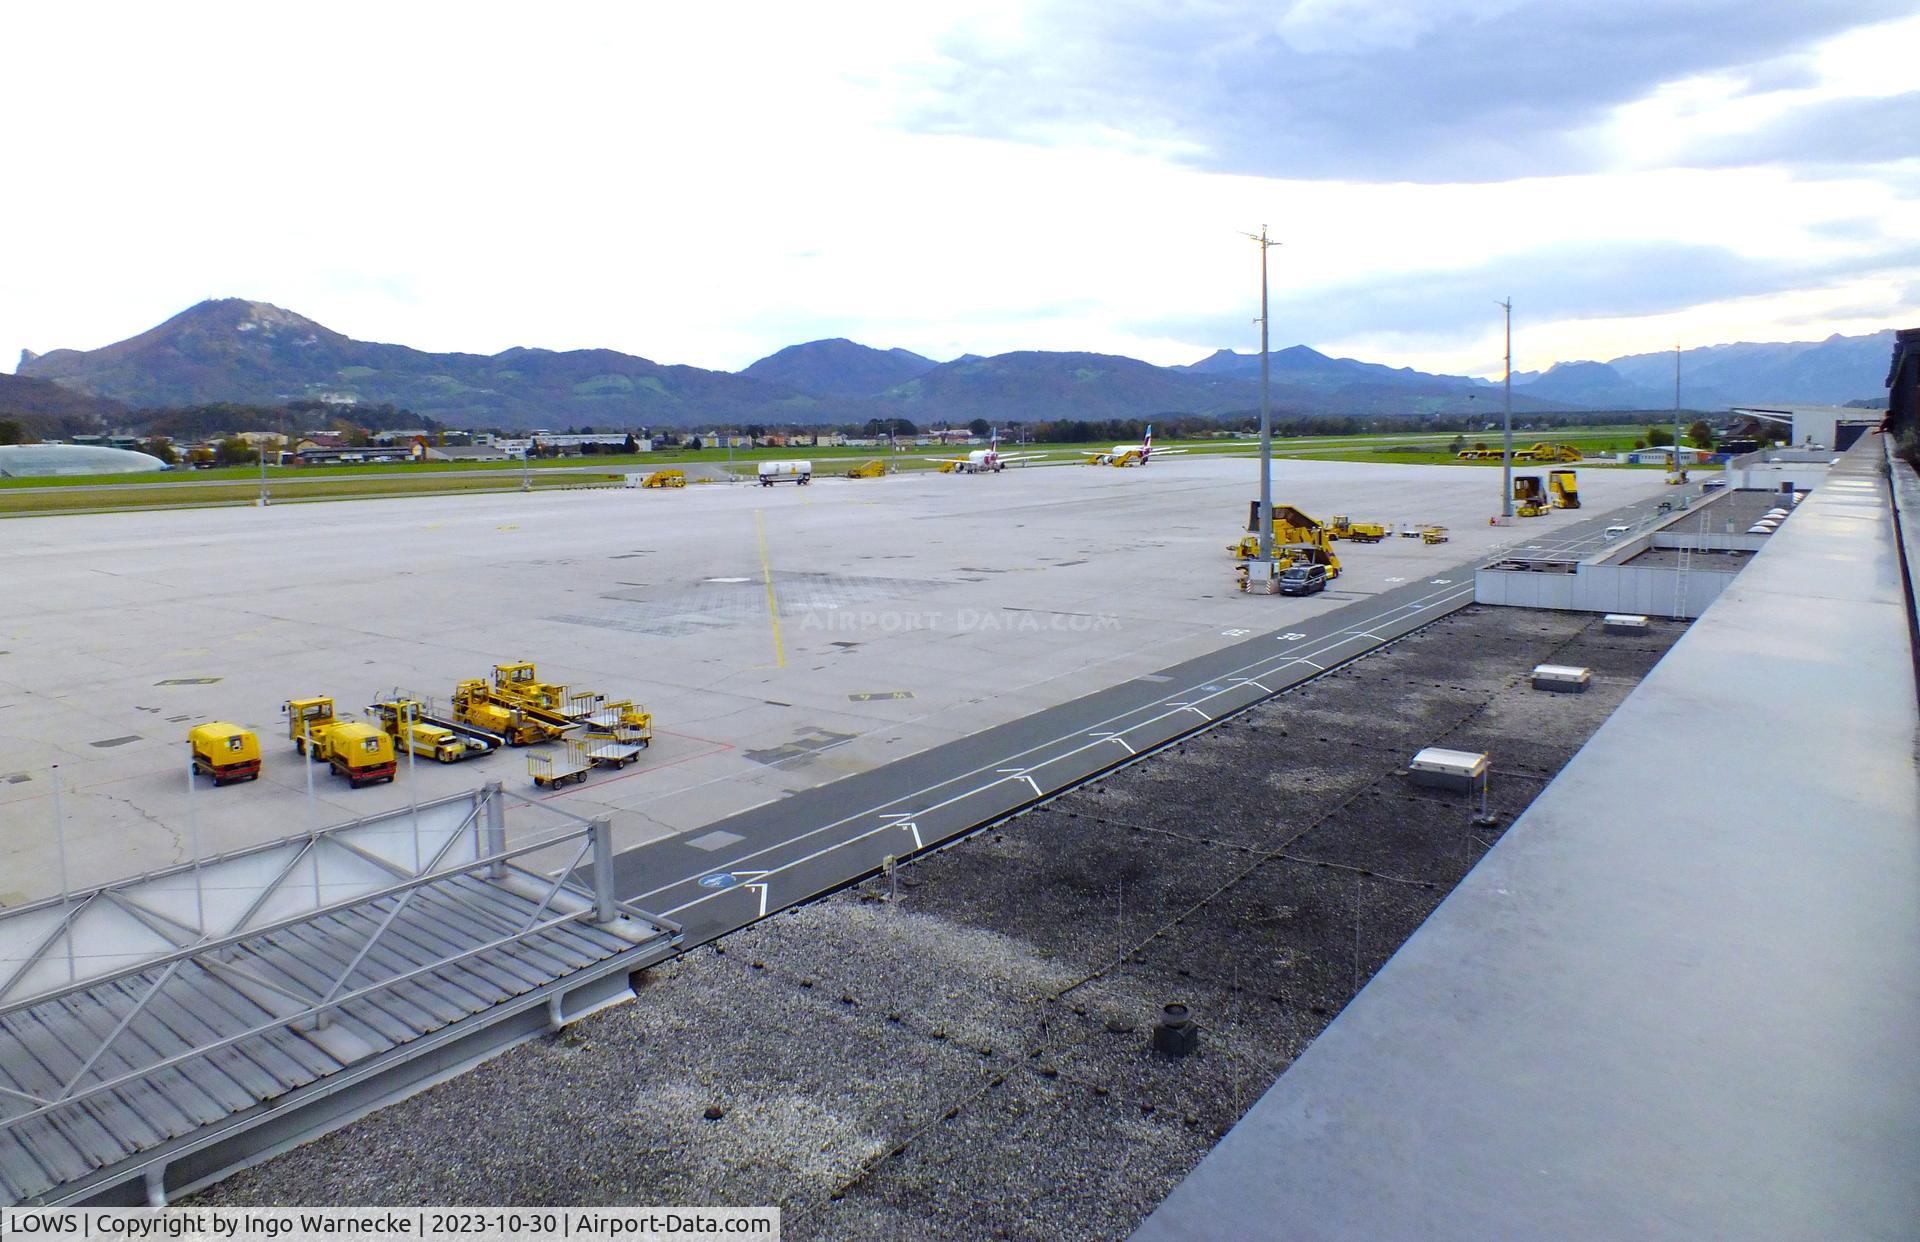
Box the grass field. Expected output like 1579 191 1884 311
2 424 1698 516
0 469 632 515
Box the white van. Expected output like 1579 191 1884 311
1604 523 1632 538
757 460 812 486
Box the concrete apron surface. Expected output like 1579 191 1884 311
0 456 1681 904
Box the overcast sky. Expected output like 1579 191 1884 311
3 1 1916 379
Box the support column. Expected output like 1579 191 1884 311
484 781 507 880
591 815 616 924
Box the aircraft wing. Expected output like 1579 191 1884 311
1150 447 1190 456
996 451 1052 464
924 454 971 466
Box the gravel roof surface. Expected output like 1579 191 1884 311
197 605 1681 1239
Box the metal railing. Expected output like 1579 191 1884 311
0 782 673 1135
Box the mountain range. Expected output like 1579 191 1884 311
9 299 1899 432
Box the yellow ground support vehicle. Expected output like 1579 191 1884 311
368 699 476 763
1458 442 1580 463
1421 525 1451 544
1274 542 1340 577
489 662 651 746
189 722 260 785
323 723 397 787
1549 469 1580 509
642 469 686 488
1326 516 1388 543
1229 503 1337 558
452 680 570 746
1232 540 1342 578
372 696 505 759
491 662 574 714
582 699 653 746
282 697 397 788
1513 475 1550 517
845 459 887 479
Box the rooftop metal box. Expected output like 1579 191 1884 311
1408 747 1488 791
1532 664 1592 693
1603 614 1650 636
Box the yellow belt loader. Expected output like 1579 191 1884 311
368 697 501 762
452 680 571 746
641 469 686 488
491 661 652 745
491 661 572 714
845 459 886 478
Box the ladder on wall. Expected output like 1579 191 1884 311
1671 541 1694 620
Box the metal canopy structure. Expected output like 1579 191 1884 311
0 783 679 1205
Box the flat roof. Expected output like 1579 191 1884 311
1133 435 1920 1241
189 604 1683 1226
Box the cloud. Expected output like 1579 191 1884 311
904 0 1916 181
1146 238 1920 353
1684 91 1920 170
0 1 1914 385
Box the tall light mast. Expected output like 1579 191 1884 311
1499 298 1513 519
1244 227 1280 561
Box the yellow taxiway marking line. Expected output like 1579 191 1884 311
755 508 785 669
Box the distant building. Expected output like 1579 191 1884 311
284 445 411 466
1730 405 1881 451
416 444 514 463
1619 446 1707 466
517 433 646 454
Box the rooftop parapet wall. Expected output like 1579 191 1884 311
1134 432 1920 1242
